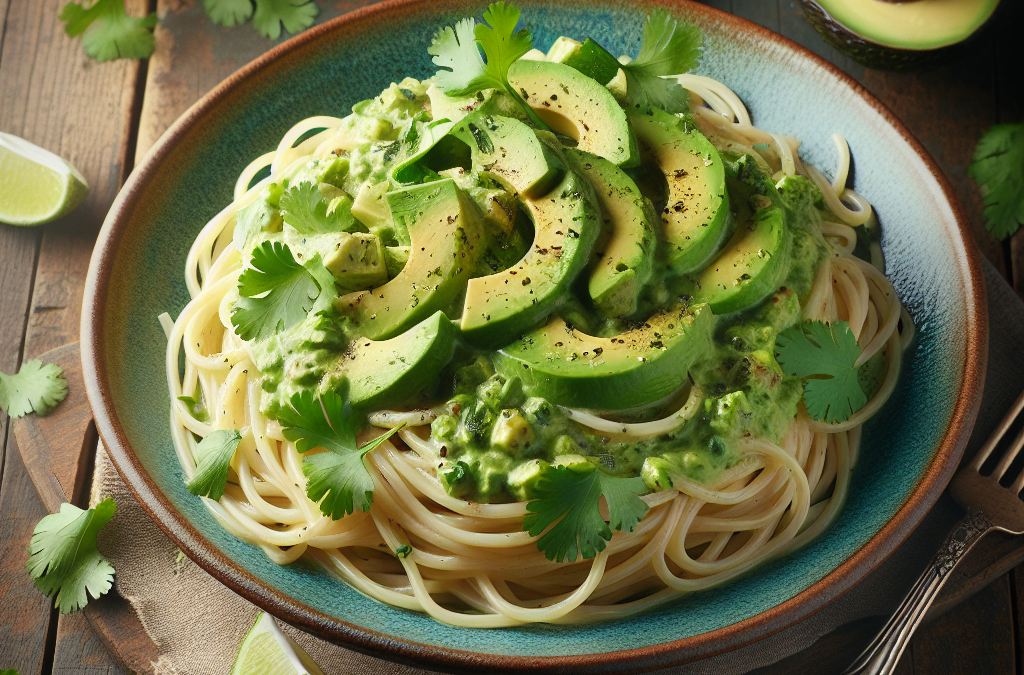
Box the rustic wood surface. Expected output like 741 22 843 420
0 0 1021 673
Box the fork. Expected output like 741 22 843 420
843 388 1024 675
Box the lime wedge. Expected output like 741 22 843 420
231 612 325 675
0 132 88 226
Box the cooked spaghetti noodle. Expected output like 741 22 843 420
164 53 906 628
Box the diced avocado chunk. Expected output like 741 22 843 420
507 59 639 168
490 409 534 452
323 232 389 290
351 181 392 235
566 148 656 318
630 107 731 275
450 113 564 199
689 206 790 314
383 245 409 277
507 458 549 500
494 303 715 410
642 457 673 491
550 37 622 87
335 178 482 340
324 311 457 410
460 169 601 347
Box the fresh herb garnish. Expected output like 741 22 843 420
395 544 413 558
251 0 319 39
177 392 210 423
774 320 867 424
230 241 334 342
26 499 117 613
429 2 549 130
968 121 1024 240
621 9 704 113
59 0 158 63
277 390 405 519
524 463 648 563
279 181 353 234
0 359 69 419
186 429 244 500
202 0 254 27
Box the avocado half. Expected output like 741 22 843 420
801 0 1000 70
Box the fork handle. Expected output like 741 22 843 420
842 510 993 675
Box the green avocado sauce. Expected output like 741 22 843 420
236 76 839 505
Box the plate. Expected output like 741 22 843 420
81 1 987 671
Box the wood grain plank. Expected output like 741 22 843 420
51 611 126 675
911 574 1016 675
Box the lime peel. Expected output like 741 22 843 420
0 132 89 227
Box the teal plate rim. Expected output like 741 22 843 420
81 0 988 672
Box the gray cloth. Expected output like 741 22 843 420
91 258 1024 675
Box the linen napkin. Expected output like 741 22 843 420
91 258 1024 675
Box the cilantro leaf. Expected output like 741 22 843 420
968 122 1024 240
278 390 403 518
622 9 703 113
775 320 867 424
186 429 243 500
26 499 116 613
279 181 354 235
203 0 254 27
59 0 158 62
252 0 318 40
429 2 548 130
230 241 332 342
0 359 69 419
524 463 648 563
1 669 18 675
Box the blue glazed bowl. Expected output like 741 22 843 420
82 0 987 671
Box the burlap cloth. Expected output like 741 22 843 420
89 259 1024 675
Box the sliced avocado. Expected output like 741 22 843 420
426 85 526 125
495 303 715 410
390 118 456 184
450 113 564 199
689 206 789 315
325 311 457 410
803 0 998 69
630 107 731 275
507 59 639 168
460 169 601 347
565 148 656 318
548 37 622 87
335 178 482 339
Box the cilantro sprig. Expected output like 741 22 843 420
230 241 335 342
774 320 867 424
280 181 354 234
0 359 69 419
278 390 404 519
59 0 158 63
186 429 244 500
27 499 117 613
968 122 1024 240
429 2 550 130
524 463 648 563
621 9 704 113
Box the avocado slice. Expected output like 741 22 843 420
326 311 457 410
689 206 790 315
548 37 622 87
460 169 601 347
507 59 639 168
630 108 731 276
450 113 564 199
565 148 656 318
803 0 998 69
495 303 715 410
335 178 482 339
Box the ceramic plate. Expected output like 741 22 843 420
82 1 987 671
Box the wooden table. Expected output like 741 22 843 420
0 0 1021 673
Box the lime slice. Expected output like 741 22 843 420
231 612 326 675
0 132 88 226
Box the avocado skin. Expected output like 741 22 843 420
330 311 457 410
494 303 715 410
801 0 990 70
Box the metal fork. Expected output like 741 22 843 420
843 388 1024 675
